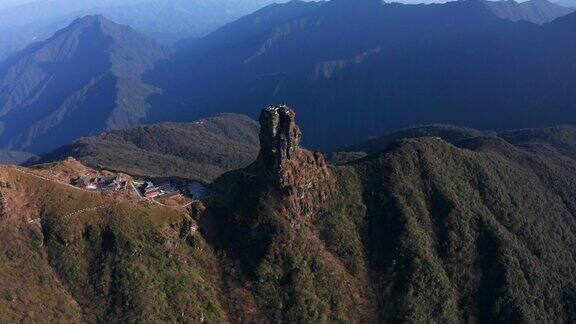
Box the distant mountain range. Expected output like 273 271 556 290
0 0 286 61
0 15 170 154
483 0 574 23
149 0 576 149
555 0 576 7
2 0 576 155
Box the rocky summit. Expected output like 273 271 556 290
255 105 335 221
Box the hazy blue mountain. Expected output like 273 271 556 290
2 0 563 61
0 15 170 153
145 0 576 150
4 0 576 153
556 0 576 7
0 149 37 164
482 0 575 24
0 0 289 61
0 18 75 63
0 0 35 9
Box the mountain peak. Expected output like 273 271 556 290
78 14 106 22
69 14 109 28
252 105 334 219
64 14 143 39
258 105 302 172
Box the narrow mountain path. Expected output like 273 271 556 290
12 166 194 209
11 167 92 192
65 205 110 219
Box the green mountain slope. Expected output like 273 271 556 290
0 165 225 322
500 125 576 157
339 124 488 155
32 113 259 182
332 136 576 322
336 124 576 160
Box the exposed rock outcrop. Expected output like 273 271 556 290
258 106 302 172
254 105 335 222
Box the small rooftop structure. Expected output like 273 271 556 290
264 103 290 112
75 175 126 191
141 181 161 198
137 181 182 199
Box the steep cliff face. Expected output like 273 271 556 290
255 106 335 223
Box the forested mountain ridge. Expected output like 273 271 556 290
31 113 260 182
335 124 576 160
205 107 576 321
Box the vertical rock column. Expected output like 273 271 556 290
255 105 335 223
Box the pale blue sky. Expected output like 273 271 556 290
0 0 541 12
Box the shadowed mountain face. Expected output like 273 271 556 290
2 0 576 154
0 15 170 154
145 0 576 150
